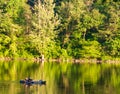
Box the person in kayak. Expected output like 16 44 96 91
25 77 33 82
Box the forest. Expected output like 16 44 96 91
0 0 120 60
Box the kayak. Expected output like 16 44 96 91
20 80 46 85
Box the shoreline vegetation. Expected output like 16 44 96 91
0 57 120 64
0 1 120 60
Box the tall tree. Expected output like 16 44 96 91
57 0 86 47
0 0 21 56
28 0 59 58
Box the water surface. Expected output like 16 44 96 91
0 61 120 94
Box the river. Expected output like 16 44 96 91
0 61 120 94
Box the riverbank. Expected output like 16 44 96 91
0 57 120 64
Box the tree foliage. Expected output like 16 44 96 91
0 0 120 59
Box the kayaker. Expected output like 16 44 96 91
25 77 33 82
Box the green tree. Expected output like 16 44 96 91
0 0 31 57
95 2 120 58
28 0 59 58
57 0 86 47
56 0 105 59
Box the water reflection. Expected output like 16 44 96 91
0 61 120 94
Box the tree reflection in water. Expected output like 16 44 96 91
0 61 120 94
